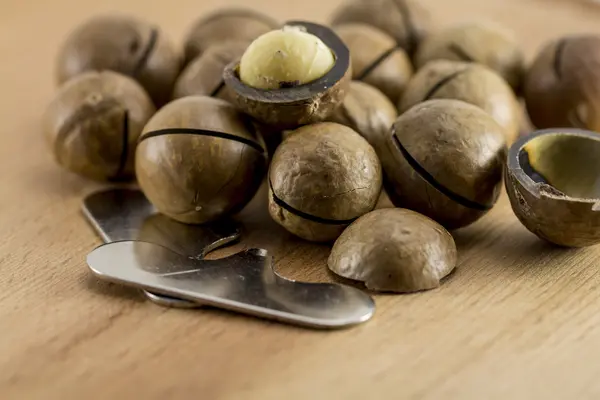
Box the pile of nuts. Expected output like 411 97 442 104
43 0 600 294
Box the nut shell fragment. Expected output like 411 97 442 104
328 208 457 293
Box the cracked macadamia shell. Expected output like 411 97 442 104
183 8 278 65
56 14 181 106
328 208 457 293
223 21 351 130
330 0 431 56
135 96 267 224
415 22 525 92
268 122 382 242
524 35 600 132
400 60 521 144
335 24 413 104
43 71 155 181
328 81 397 156
506 128 600 247
173 41 248 102
380 99 507 229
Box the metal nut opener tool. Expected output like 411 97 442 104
83 189 375 329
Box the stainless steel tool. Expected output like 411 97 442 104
83 189 375 329
83 188 241 308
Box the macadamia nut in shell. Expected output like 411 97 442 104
380 99 507 229
135 96 267 224
43 71 155 181
268 122 382 242
56 14 181 105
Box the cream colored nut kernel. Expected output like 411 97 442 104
239 25 335 89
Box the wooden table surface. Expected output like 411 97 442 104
3 0 600 398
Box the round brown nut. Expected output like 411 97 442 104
524 35 600 132
329 81 397 155
56 14 181 106
414 22 525 92
183 8 278 65
380 99 507 229
173 41 248 102
506 128 600 247
335 23 413 104
268 122 382 242
330 0 431 56
135 96 267 224
400 60 521 144
223 21 351 130
43 71 155 181
328 208 457 293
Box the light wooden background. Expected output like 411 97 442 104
2 0 600 398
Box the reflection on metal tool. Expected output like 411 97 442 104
83 189 375 329
83 189 241 308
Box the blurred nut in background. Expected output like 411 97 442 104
55 14 181 106
415 22 525 92
328 208 457 293
380 99 506 229
268 122 382 242
506 128 600 247
524 35 600 132
43 71 155 181
173 41 248 102
135 96 267 224
330 0 431 56
335 23 413 104
329 81 397 155
400 60 521 144
183 8 278 66
223 22 351 129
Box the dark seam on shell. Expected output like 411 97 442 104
54 100 121 165
109 111 130 181
268 179 359 225
133 28 158 77
447 44 475 62
210 80 226 97
422 69 469 101
553 38 568 79
356 45 402 81
392 134 492 211
139 128 265 153
391 0 418 52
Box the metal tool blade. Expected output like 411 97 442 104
87 241 375 329
82 188 241 308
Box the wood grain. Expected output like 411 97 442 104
2 0 600 398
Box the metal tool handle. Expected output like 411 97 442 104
87 241 375 329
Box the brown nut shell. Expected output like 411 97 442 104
183 8 278 66
330 0 431 56
173 41 248 102
328 208 457 293
268 122 382 242
43 71 155 181
414 22 525 92
380 99 506 229
506 128 600 247
335 23 413 104
328 81 397 156
56 14 181 106
223 21 351 130
400 60 521 144
135 96 267 224
524 35 600 132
